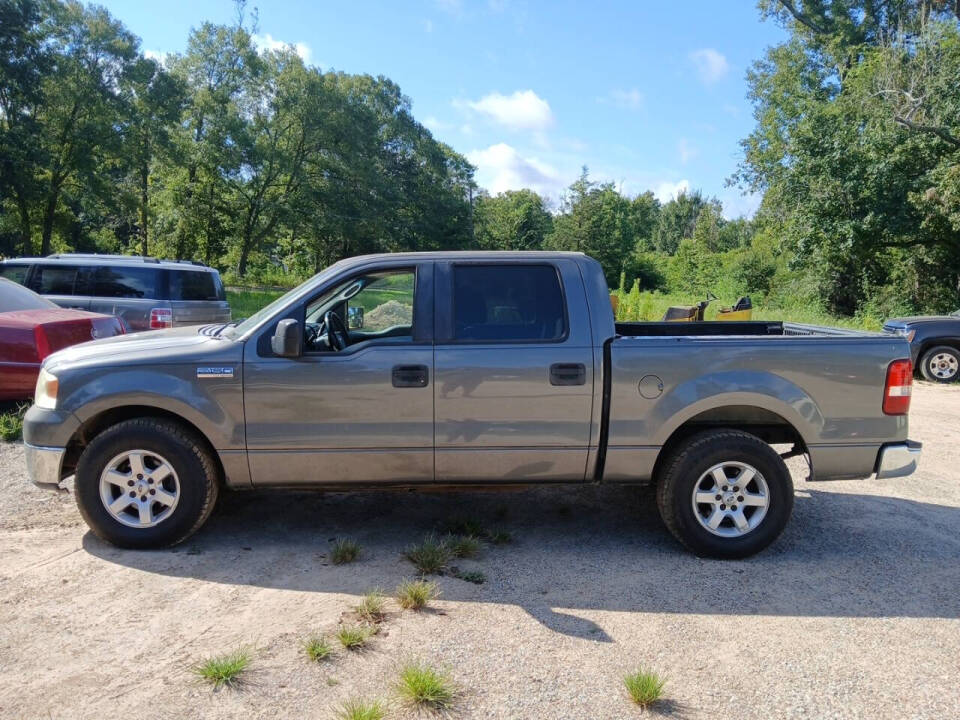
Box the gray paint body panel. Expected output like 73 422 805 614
24 251 916 491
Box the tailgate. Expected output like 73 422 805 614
169 300 231 326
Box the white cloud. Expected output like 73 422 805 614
678 138 698 164
467 142 563 197
719 189 762 219
689 48 729 84
144 49 168 65
654 179 691 203
252 33 312 64
424 116 452 133
608 88 644 110
462 90 554 131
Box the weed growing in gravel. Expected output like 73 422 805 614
355 589 387 623
303 635 333 662
404 534 451 575
336 624 376 650
0 403 27 442
451 567 485 584
439 515 487 537
192 648 252 688
334 698 386 720
487 529 513 545
330 538 361 565
396 579 440 610
623 669 666 708
396 661 456 709
444 534 482 558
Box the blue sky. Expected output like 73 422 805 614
100 0 787 218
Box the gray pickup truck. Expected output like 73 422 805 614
23 252 921 558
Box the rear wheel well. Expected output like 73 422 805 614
652 405 807 481
63 406 222 481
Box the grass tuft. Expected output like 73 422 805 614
192 648 252 688
444 533 482 558
439 515 487 537
303 634 333 662
396 579 440 610
330 538 361 565
334 697 386 720
354 589 387 623
451 567 485 584
336 624 376 650
404 534 451 575
487 529 513 545
0 403 28 442
623 669 666 708
396 661 456 709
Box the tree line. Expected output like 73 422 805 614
1 0 959 319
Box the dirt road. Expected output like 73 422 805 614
0 384 957 719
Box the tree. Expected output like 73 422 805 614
473 189 552 250
653 190 715 254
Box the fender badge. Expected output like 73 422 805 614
197 366 234 379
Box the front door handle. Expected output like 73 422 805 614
392 364 429 388
550 363 586 386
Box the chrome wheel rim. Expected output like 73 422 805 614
99 450 180 528
691 461 769 538
929 353 958 380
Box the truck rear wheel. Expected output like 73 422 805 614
656 429 793 559
74 418 220 549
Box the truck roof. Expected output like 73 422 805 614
2 254 214 271
328 250 587 269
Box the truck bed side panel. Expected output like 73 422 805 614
605 335 910 482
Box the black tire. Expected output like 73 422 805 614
656 429 793 559
919 345 960 383
74 418 220 549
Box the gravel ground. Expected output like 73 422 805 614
0 383 958 719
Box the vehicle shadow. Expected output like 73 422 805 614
82 483 960 639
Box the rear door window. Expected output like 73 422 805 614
33 265 80 295
168 270 223 301
0 264 31 285
452 264 567 342
83 266 160 298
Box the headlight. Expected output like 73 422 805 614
897 328 916 343
34 368 59 410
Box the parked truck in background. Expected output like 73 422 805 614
23 252 921 558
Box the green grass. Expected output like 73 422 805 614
303 634 333 662
354 589 387 623
330 538 362 565
0 403 28 442
451 568 486 584
623 669 666 708
396 661 456 709
438 516 488 537
334 698 386 720
486 529 513 545
225 288 285 319
396 579 440 610
192 648 252 688
404 534 452 575
444 534 482 559
336 624 376 650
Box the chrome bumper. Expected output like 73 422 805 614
875 441 922 479
24 443 66 490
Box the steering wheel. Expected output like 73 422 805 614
323 310 349 351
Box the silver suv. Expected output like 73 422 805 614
0 254 230 332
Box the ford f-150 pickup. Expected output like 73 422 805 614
23 252 922 558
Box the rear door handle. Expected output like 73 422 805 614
550 363 586 386
392 364 429 388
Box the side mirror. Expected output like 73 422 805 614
271 318 302 357
347 306 364 330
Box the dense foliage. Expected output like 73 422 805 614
1 0 958 321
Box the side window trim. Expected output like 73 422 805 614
441 262 570 345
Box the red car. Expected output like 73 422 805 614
0 277 125 401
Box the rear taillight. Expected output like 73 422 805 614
883 359 913 415
149 308 173 329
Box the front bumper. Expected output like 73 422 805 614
25 443 66 490
875 440 923 479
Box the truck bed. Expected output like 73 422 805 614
614 320 873 337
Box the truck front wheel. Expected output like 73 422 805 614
919 345 960 383
74 418 220 549
656 429 793 559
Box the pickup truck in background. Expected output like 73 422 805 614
883 312 960 383
23 252 922 558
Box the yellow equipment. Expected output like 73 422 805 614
662 293 753 322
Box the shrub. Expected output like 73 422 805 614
303 635 333 662
396 661 456 709
334 698 385 720
444 534 482 558
330 538 361 565
192 648 252 688
404 534 451 575
336 624 375 650
354 589 387 623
